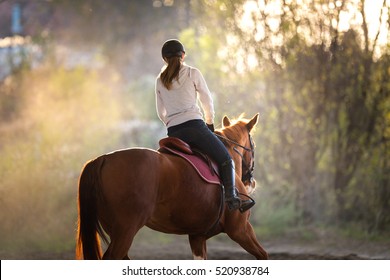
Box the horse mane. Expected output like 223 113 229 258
215 114 254 147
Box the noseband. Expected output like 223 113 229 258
216 133 255 184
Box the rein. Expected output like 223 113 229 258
216 134 253 152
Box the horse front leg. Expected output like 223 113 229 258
188 234 208 260
226 221 269 260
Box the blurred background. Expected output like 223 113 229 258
0 0 389 259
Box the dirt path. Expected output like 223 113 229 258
2 234 389 260
128 236 389 260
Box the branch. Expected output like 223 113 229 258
360 0 370 53
372 0 387 52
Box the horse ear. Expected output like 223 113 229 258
223 115 231 127
246 113 259 131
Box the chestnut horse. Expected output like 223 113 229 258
75 114 268 259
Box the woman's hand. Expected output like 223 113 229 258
206 123 214 132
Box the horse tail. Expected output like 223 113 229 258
76 156 107 260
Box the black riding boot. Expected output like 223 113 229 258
220 159 255 212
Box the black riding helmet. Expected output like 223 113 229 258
161 39 185 58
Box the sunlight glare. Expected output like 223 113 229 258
240 0 389 47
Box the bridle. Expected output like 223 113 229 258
216 132 255 185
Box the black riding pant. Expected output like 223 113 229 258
167 119 232 171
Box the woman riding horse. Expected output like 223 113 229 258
76 114 268 259
155 39 254 212
75 40 268 260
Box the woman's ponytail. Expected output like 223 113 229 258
160 56 182 90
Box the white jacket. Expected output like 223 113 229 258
155 64 215 128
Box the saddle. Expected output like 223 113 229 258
158 137 220 185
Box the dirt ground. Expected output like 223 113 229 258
2 232 389 260
128 238 389 260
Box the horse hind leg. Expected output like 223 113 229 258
189 235 208 260
103 228 137 260
102 208 152 260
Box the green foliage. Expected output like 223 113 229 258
0 65 123 252
254 197 299 237
194 0 390 232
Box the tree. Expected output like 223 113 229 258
192 0 390 230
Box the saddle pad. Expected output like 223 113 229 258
160 146 221 185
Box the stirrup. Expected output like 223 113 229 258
226 197 241 211
239 199 255 213
224 186 256 212
238 192 256 213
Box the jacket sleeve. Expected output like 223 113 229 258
192 68 215 124
155 79 167 125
